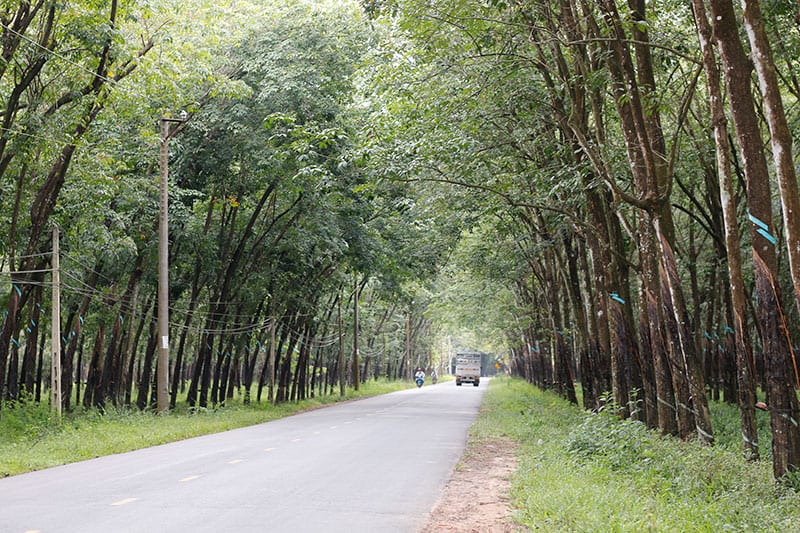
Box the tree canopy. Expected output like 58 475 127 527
3 0 800 480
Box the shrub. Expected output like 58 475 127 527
479 377 800 531
0 396 55 443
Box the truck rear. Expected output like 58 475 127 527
455 352 481 387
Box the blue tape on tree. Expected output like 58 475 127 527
748 212 769 231
756 227 777 245
610 292 626 304
749 213 777 244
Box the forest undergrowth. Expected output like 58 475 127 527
474 378 800 531
0 379 411 477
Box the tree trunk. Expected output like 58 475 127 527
35 333 45 403
20 280 43 396
598 0 712 439
277 327 299 403
709 0 800 477
83 325 106 409
136 319 157 410
692 0 759 458
656 223 714 444
741 0 800 327
126 298 153 405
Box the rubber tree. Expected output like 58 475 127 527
708 0 800 479
691 0 759 460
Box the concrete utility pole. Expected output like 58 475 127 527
338 294 345 397
268 318 276 403
51 225 61 416
405 313 411 379
157 114 186 414
352 276 360 390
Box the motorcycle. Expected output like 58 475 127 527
415 376 424 388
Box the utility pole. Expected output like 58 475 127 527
158 114 186 414
352 275 360 390
338 292 345 397
405 313 411 379
268 317 276 403
51 225 61 416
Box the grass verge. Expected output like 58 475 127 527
0 379 411 477
475 377 800 532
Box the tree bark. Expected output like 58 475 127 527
692 0 759 459
741 0 800 331
597 0 713 440
709 0 800 477
136 318 157 410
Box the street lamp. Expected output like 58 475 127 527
157 114 186 414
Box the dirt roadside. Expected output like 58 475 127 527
420 438 521 532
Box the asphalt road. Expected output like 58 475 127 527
0 379 487 533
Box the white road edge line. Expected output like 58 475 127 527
111 498 138 506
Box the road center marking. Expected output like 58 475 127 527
264 447 275 452
228 459 243 464
291 438 302 442
111 498 138 506
179 475 200 482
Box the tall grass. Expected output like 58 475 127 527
476 377 800 532
0 378 411 477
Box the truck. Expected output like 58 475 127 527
455 352 481 387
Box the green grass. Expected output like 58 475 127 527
0 378 412 477
475 377 800 532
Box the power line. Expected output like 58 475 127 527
0 251 53 260
0 268 54 276
6 264 350 342
0 279 52 289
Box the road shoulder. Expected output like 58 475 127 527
420 437 519 532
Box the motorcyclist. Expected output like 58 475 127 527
414 367 425 384
431 368 438 384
